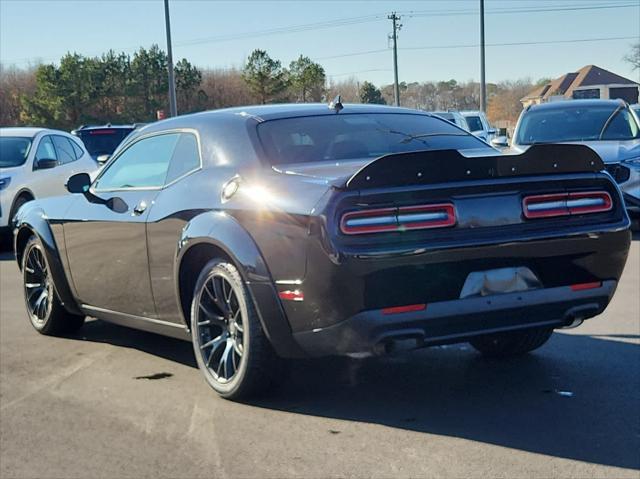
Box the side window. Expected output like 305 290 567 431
165 133 201 184
95 133 179 191
34 136 58 161
70 139 85 159
52 136 76 164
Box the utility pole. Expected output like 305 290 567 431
388 12 401 107
479 0 486 112
164 0 178 117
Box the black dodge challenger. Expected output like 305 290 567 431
14 103 631 399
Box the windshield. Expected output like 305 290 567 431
0 136 32 167
257 113 488 165
76 129 133 157
516 104 640 145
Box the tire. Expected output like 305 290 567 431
22 236 85 335
469 327 554 357
190 259 283 400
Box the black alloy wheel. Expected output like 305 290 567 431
191 259 283 399
195 271 245 382
22 236 85 335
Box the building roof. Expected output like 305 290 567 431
521 65 638 102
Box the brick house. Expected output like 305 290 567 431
521 65 639 107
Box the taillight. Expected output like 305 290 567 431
340 203 456 235
523 191 612 219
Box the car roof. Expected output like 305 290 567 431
74 124 139 131
0 127 67 138
180 103 429 122
526 99 626 112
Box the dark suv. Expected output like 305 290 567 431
71 124 143 163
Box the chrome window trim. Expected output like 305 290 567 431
92 128 203 193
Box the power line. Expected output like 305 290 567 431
402 2 638 18
315 35 638 61
3 2 637 65
329 69 391 78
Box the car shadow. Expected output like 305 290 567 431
71 319 639 471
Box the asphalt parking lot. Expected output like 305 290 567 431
0 239 638 479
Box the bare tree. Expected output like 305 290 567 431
624 42 640 71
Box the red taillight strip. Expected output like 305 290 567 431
340 203 456 235
566 191 612 215
523 191 613 219
340 207 398 235
570 282 602 291
382 303 427 315
397 203 457 230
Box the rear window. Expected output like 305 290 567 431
516 104 640 144
465 116 483 132
257 113 487 165
0 137 32 167
76 128 134 157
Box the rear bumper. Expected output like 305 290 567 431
293 280 617 357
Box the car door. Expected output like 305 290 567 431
63 132 180 318
29 135 65 198
145 131 204 324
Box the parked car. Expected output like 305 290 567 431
14 103 630 400
431 111 470 130
510 99 640 218
461 110 496 142
0 127 97 240
71 124 142 163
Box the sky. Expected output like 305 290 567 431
1 0 639 86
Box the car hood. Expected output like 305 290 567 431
510 140 640 163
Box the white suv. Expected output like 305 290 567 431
461 111 496 143
0 128 98 238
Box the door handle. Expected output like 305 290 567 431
133 201 147 215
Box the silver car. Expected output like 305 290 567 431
431 111 470 131
461 110 496 143
0 128 98 237
510 99 640 217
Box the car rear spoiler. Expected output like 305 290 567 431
342 144 605 190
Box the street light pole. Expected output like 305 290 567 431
479 0 486 112
164 0 178 117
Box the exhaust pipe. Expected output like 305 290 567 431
561 318 584 329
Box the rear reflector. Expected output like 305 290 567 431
341 203 456 235
523 191 612 219
278 290 304 301
570 282 602 291
382 303 427 315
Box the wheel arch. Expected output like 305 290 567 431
176 211 305 358
14 207 82 316
9 188 35 219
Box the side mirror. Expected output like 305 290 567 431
66 173 91 194
487 128 497 135
97 154 111 164
491 136 510 148
35 158 58 170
